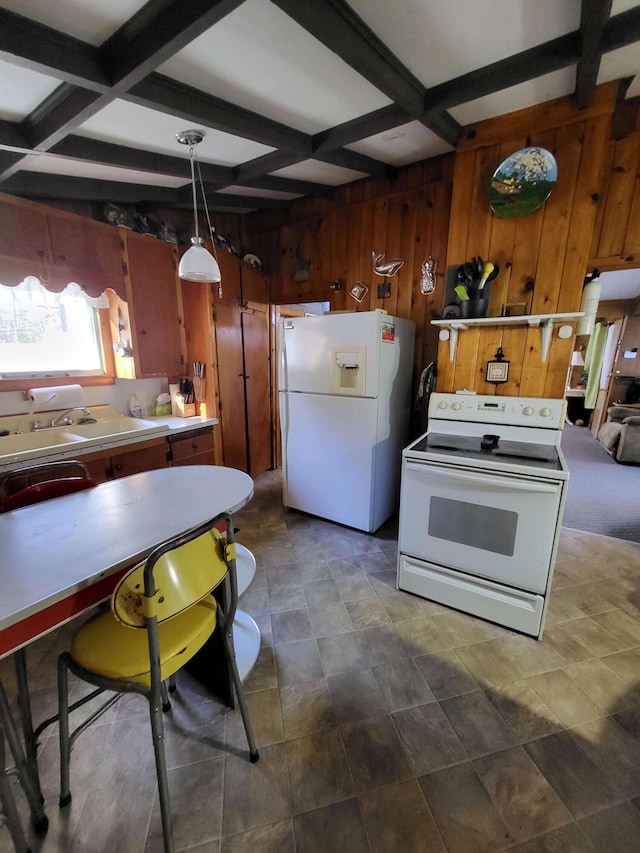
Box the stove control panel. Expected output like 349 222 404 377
429 393 566 429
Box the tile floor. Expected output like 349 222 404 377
3 468 640 852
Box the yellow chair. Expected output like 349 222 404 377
57 512 259 853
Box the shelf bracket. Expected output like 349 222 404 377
449 327 458 362
540 320 553 363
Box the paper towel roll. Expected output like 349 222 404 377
169 383 180 417
28 384 84 412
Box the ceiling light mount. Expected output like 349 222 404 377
176 129 204 147
176 129 222 287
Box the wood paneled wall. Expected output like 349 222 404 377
246 157 455 405
248 85 629 403
438 82 618 398
590 97 640 269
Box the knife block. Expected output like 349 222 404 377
170 384 196 417
174 398 196 418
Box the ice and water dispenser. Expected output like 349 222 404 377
332 347 366 394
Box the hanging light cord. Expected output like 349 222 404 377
193 142 222 296
193 147 218 261
189 143 200 241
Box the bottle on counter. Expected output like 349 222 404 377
129 394 143 418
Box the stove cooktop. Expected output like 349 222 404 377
409 432 564 472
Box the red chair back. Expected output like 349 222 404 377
2 477 99 512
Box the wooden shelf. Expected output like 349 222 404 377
432 312 585 362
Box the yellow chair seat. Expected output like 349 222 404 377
71 597 217 686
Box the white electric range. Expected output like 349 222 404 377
397 393 569 639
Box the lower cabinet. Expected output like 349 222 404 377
81 437 169 482
168 428 215 466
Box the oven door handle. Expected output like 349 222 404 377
404 462 560 493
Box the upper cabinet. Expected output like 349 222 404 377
114 232 185 379
240 262 269 306
47 215 124 295
0 194 54 284
213 248 268 308
0 192 126 296
214 249 242 306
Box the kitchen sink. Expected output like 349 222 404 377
0 413 169 464
64 417 166 440
0 430 86 455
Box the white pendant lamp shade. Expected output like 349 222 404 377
176 129 222 285
179 237 221 282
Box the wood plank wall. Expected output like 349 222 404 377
439 82 618 399
590 97 640 270
248 84 627 405
245 157 455 417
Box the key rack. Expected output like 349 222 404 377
432 312 585 363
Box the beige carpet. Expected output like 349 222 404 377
561 423 640 544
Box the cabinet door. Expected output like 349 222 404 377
215 303 248 472
242 311 271 477
48 215 125 296
80 451 112 483
0 196 53 284
125 233 184 377
241 264 268 306
215 250 242 306
109 438 169 478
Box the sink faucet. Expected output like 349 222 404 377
47 407 91 428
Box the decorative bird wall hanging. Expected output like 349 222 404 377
372 251 404 298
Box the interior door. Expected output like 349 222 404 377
242 311 271 477
215 304 248 472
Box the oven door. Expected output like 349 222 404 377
398 459 563 594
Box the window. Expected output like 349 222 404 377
0 278 107 378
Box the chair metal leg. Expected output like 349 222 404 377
0 731 31 853
57 656 72 808
160 681 171 713
0 681 48 835
14 650 42 805
218 616 259 763
149 679 174 853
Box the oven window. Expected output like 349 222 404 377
428 497 517 556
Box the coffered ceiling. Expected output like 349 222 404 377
0 0 639 218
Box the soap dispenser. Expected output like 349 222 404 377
129 394 143 418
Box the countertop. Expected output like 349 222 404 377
0 407 218 472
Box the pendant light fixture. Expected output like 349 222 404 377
176 129 222 286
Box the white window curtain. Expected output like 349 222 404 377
0 276 109 308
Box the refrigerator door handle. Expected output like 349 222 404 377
280 391 289 505
279 319 288 391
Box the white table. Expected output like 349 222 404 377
0 466 259 833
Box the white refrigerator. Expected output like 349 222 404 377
279 310 415 532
